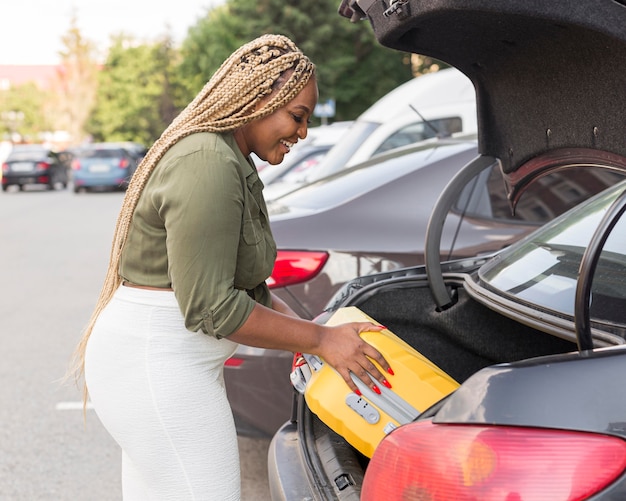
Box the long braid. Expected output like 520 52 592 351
69 34 315 404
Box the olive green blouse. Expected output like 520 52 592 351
119 132 277 338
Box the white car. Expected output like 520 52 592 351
309 67 477 181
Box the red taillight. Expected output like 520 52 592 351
119 157 130 169
36 161 50 171
2 162 7 173
71 159 81 170
362 421 626 501
224 357 244 367
267 250 329 288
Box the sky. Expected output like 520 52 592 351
1 0 224 65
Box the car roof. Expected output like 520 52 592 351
346 1 626 178
358 68 475 124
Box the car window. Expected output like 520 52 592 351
455 164 626 225
7 147 49 161
310 121 380 180
81 149 126 159
373 117 463 156
478 179 626 328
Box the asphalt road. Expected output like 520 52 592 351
0 185 271 500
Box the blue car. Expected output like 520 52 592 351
71 143 146 193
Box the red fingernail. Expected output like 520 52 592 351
354 389 362 396
372 385 381 395
379 325 387 330
387 367 395 376
382 379 392 389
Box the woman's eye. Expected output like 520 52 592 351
291 114 304 124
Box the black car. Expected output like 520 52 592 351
268 1 626 500
1 145 69 192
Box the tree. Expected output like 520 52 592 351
49 14 100 144
178 0 415 121
87 35 182 145
0 83 52 142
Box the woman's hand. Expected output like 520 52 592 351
317 322 393 395
229 303 392 394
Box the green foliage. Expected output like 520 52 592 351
0 83 52 141
87 36 183 145
178 0 414 121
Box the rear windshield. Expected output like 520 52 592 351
7 148 49 161
79 149 126 158
479 179 626 326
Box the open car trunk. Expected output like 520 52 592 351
274 265 582 499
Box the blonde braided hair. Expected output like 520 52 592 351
70 34 315 402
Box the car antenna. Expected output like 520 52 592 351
408 103 449 138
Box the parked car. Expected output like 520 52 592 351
304 68 477 182
224 135 620 437
267 1 626 499
1 144 69 192
256 121 353 200
70 142 146 193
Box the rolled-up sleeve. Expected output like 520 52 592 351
150 145 258 337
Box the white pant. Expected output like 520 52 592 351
85 285 240 500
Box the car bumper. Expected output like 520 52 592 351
2 173 50 185
267 421 317 501
267 401 364 501
73 172 130 188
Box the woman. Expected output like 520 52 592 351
71 34 392 500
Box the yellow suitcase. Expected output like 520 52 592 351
291 306 459 458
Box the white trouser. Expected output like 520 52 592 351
85 285 240 500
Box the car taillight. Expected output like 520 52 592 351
267 250 329 288
224 357 244 367
2 162 7 173
36 161 50 171
119 157 130 169
71 159 81 170
362 421 626 501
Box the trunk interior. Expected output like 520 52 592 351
302 276 579 498
349 280 576 384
